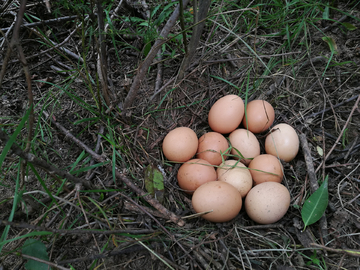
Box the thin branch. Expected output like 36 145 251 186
121 0 190 118
42 111 185 226
315 93 360 173
178 0 188 54
0 15 78 32
0 128 92 189
299 133 328 244
20 254 70 270
177 0 211 81
96 0 111 106
0 219 155 235
311 243 360 257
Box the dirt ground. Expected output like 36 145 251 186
0 1 360 270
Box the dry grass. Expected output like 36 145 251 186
1 0 360 269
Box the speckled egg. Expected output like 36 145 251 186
248 154 283 185
217 160 253 197
245 182 290 224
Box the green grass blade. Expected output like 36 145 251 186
86 196 112 229
0 231 52 247
301 176 329 230
0 108 31 172
70 161 110 175
28 164 56 203
0 108 32 253
0 164 21 254
210 75 241 92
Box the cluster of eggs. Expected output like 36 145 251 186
162 95 299 224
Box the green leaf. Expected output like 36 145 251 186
316 146 323 156
341 22 357 31
301 176 329 230
322 36 338 54
0 107 31 173
144 165 164 203
22 239 50 270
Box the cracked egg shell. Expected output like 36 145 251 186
245 182 290 224
162 127 198 162
192 181 242 222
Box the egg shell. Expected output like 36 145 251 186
197 132 229 165
245 182 290 224
177 159 217 194
229 129 260 165
192 181 242 222
265 123 299 162
162 127 198 162
242 100 275 133
248 154 283 185
208 95 244 134
217 159 253 197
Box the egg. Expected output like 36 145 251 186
192 181 242 222
197 132 229 165
177 159 217 194
162 127 198 162
208 95 244 134
248 154 283 185
229 129 260 165
265 123 299 162
245 182 290 224
217 160 253 197
242 100 275 133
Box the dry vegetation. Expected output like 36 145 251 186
0 0 360 269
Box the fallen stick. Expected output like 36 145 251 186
315 93 360 173
299 133 328 244
0 128 91 189
121 0 190 117
311 243 360 257
43 111 185 226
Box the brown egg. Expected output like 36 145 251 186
192 181 242 222
177 159 217 194
162 127 198 162
197 132 229 165
265 123 299 162
229 129 260 165
242 100 275 133
245 182 290 224
217 160 253 197
248 154 283 185
208 95 244 134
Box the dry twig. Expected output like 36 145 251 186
121 0 190 118
42 111 185 226
315 94 360 173
299 133 328 244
